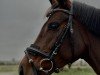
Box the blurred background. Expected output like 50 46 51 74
0 0 50 61
0 0 100 75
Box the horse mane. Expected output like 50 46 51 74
73 1 100 35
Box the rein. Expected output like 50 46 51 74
24 6 74 75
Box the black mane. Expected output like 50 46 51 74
73 1 100 36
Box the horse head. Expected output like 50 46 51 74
19 0 91 75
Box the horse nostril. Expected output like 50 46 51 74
19 65 24 75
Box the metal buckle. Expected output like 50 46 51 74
39 58 53 73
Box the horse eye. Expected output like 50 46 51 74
48 22 59 30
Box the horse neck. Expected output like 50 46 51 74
70 19 88 57
74 18 100 74
64 1 100 74
83 31 100 74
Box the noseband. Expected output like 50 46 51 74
24 6 74 75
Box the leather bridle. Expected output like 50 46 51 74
24 5 74 75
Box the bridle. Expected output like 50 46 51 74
24 4 74 75
24 8 73 75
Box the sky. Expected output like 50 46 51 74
0 0 100 61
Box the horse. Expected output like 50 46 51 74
19 0 100 75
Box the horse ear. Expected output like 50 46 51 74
57 0 66 6
49 0 52 4
49 0 58 5
57 0 71 9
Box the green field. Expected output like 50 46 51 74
53 68 96 75
0 65 18 75
0 65 96 75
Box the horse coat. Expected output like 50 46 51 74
73 1 100 36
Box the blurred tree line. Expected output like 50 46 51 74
0 58 19 65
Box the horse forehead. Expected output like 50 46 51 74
46 9 64 17
47 12 68 24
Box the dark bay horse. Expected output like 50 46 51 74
19 0 100 75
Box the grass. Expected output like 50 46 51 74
0 65 18 75
0 65 18 72
53 67 96 75
0 65 96 75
